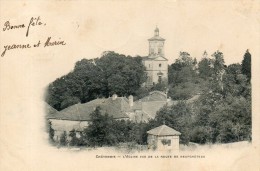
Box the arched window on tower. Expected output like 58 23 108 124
159 63 162 67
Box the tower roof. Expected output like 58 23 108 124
148 26 165 41
155 26 159 32
148 36 165 41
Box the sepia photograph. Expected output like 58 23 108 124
0 0 259 170
45 27 251 152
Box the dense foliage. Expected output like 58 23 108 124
165 50 251 144
168 51 202 100
241 49 251 81
46 51 147 110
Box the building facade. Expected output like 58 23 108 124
142 27 168 86
147 124 181 151
47 95 130 142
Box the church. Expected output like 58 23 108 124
142 27 168 86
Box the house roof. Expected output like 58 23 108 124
141 91 167 102
130 101 166 122
129 91 168 120
48 97 130 121
45 102 58 119
132 101 142 110
45 102 57 114
126 110 150 123
147 125 181 136
141 101 167 118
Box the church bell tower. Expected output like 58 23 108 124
148 26 165 57
142 27 168 86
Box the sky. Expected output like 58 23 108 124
64 0 259 65
60 0 259 76
1 0 259 82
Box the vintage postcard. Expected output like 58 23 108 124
0 0 259 170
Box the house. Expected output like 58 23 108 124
47 91 172 142
128 91 170 122
47 94 131 142
147 124 181 151
142 27 168 86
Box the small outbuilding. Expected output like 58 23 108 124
147 124 181 151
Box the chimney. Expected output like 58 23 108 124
112 94 118 100
128 95 133 107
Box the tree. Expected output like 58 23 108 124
168 51 200 100
46 51 147 110
150 80 168 92
176 52 195 67
168 51 197 85
96 52 147 96
211 51 226 92
68 129 78 146
134 87 150 100
241 49 251 81
222 63 250 98
212 51 225 74
153 101 194 145
60 97 81 110
128 122 146 144
168 82 195 100
68 129 86 146
83 107 117 147
48 121 55 143
73 58 106 102
198 57 213 79
190 126 210 144
60 131 67 146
